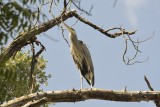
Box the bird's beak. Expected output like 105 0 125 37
62 22 72 32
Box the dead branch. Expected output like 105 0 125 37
61 26 70 47
41 33 59 42
1 88 160 107
122 32 152 65
29 42 35 93
72 0 93 15
63 0 68 12
144 75 160 107
144 75 154 91
122 37 141 65
29 39 46 93
72 12 136 38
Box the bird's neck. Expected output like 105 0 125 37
69 33 78 46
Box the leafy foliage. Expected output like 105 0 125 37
0 51 51 104
0 0 46 46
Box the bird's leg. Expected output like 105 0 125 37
80 73 83 90
91 84 93 89
89 79 93 90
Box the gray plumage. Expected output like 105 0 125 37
62 22 94 88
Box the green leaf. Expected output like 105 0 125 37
0 51 50 103
0 1 47 45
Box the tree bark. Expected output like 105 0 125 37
1 88 160 107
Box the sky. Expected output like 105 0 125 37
36 0 160 107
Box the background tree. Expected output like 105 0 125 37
0 51 50 104
0 0 160 107
0 0 47 47
0 0 50 105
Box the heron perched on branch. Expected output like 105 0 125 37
62 22 94 89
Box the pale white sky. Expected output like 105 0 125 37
124 0 150 28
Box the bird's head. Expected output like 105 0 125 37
62 22 77 37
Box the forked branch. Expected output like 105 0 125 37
72 12 136 38
71 0 93 15
122 32 153 65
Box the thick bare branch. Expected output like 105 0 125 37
0 10 76 65
1 88 160 107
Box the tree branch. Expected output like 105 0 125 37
72 0 93 15
21 97 48 107
144 75 154 91
0 10 136 66
0 10 76 65
1 88 160 107
72 12 136 38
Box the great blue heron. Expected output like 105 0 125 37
62 22 94 89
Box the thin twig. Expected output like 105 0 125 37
144 75 160 107
122 32 151 65
61 26 70 47
123 39 128 64
63 0 67 12
127 40 140 63
49 0 54 13
113 0 118 8
71 12 83 27
127 57 149 65
34 40 46 58
29 38 46 94
127 35 141 53
30 42 36 94
129 31 155 43
72 0 93 16
53 0 59 6
41 33 59 42
144 75 154 91
105 27 124 32
72 12 136 38
71 19 79 27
